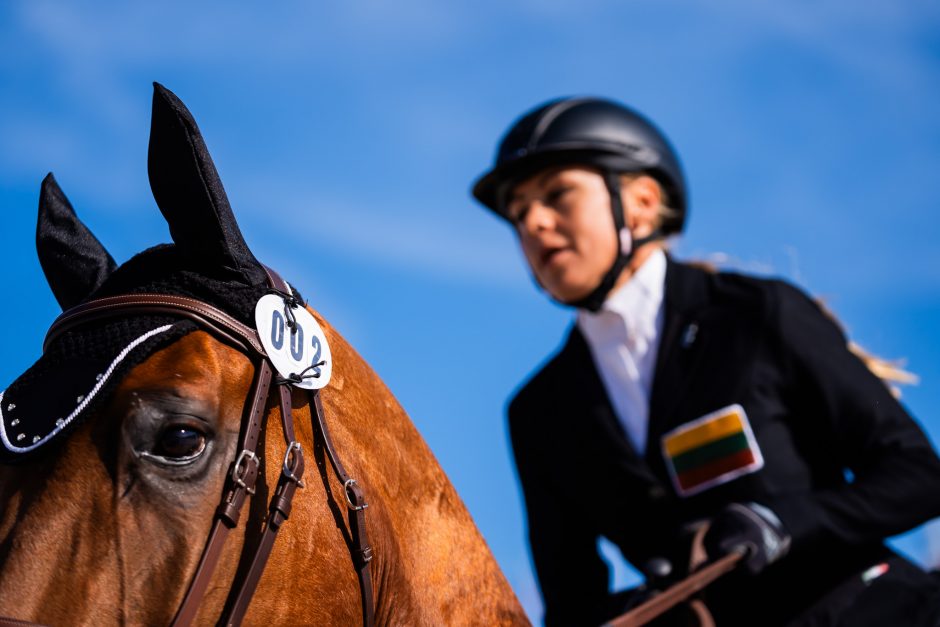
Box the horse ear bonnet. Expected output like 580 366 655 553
36 173 118 310
0 83 301 463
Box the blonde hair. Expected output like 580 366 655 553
667 244 917 396
619 174 914 394
815 301 918 398
620 172 920 398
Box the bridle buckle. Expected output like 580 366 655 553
282 441 305 487
343 478 368 511
232 449 260 495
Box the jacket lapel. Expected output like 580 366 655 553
564 328 632 449
646 260 712 464
563 328 660 482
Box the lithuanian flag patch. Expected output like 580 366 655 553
661 404 763 497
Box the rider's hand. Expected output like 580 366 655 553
703 502 791 575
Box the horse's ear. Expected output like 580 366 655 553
147 82 264 283
36 173 117 310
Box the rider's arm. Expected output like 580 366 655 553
509 393 611 627
760 280 940 551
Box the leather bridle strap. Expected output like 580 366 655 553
258 268 374 627
220 382 304 626
37 281 373 626
172 355 273 627
311 391 375 627
44 294 263 354
603 549 744 627
44 293 275 627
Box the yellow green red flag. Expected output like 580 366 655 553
661 404 764 497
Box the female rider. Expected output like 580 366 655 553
472 97 940 626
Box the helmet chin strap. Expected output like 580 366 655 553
566 172 660 312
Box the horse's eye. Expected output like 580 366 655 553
154 426 206 460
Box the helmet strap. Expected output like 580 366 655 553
567 172 660 312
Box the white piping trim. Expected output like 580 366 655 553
0 324 175 455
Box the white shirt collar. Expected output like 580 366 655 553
576 248 667 346
575 248 667 454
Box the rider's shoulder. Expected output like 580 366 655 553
674 259 814 313
508 329 581 426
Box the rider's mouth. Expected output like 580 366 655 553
541 247 570 268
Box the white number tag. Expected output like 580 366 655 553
255 294 332 389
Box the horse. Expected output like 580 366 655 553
0 83 529 627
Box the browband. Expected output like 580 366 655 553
45 293 263 355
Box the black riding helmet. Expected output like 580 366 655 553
472 97 687 311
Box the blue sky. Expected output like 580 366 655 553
1 1 939 620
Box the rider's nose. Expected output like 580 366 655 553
520 201 555 234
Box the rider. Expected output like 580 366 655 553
472 97 940 626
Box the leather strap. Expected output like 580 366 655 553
603 549 744 627
222 383 305 626
9 269 375 627
171 358 274 627
311 391 375 627
45 294 263 355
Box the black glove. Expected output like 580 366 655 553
703 502 791 575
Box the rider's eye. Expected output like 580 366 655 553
153 426 207 460
545 186 572 205
506 204 527 224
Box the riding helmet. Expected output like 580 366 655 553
472 97 687 235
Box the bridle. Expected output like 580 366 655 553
46 268 374 626
1 268 375 627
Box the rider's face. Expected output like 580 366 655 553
506 167 619 303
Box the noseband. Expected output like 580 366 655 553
22 268 375 627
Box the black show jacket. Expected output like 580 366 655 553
509 259 940 626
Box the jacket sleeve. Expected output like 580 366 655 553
761 281 940 550
509 392 611 627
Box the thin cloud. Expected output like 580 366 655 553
240 186 529 289
687 0 940 96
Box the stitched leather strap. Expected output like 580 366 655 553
171 358 274 627
603 549 744 627
222 383 305 626
45 294 263 355
8 269 375 627
311 391 375 627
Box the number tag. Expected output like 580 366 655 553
255 294 332 389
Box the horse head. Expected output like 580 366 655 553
0 84 527 626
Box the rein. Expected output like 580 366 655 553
16 269 375 627
603 549 744 627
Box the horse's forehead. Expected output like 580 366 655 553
127 331 234 380
119 331 252 400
